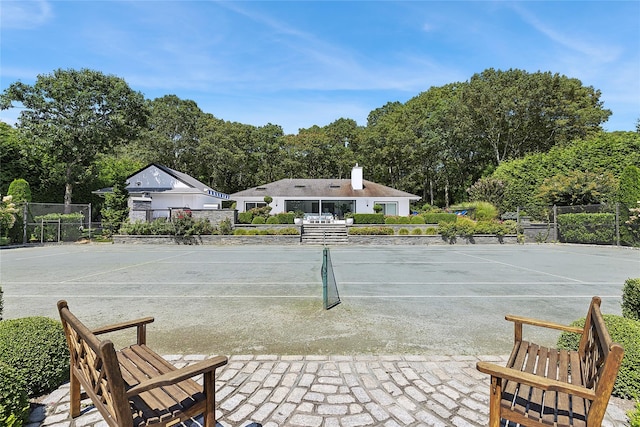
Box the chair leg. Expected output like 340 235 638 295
70 370 81 418
203 371 215 427
489 376 502 427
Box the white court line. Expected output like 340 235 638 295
454 251 587 283
340 281 620 286
8 294 620 299
57 252 197 283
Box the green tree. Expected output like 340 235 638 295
464 69 611 165
1 68 148 211
101 182 129 237
537 170 618 206
618 165 640 246
7 179 31 204
136 95 203 171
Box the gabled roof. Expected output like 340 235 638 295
126 163 229 199
231 179 419 199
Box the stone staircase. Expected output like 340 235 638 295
301 224 349 245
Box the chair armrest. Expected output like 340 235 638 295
505 314 583 342
476 361 596 400
126 355 228 398
92 317 155 345
92 317 155 335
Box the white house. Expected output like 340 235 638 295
125 164 229 221
231 165 420 219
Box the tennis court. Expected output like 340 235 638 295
1 243 638 355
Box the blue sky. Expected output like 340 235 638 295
1 1 639 135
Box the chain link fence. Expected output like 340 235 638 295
511 203 633 246
19 203 92 243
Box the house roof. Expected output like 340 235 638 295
126 164 229 199
231 179 420 199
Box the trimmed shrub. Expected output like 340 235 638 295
410 215 425 224
275 212 295 224
233 228 247 235
0 362 30 427
251 216 265 224
398 228 409 235
423 212 457 224
237 212 253 224
410 228 423 235
352 213 384 224
348 227 394 235
557 314 640 399
384 216 398 224
277 227 300 235
397 216 410 224
0 317 69 397
623 278 640 320
424 227 438 235
266 216 280 224
557 213 615 244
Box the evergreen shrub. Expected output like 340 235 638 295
623 278 640 320
557 213 615 244
275 212 295 224
410 228 423 235
557 314 640 399
397 216 410 224
266 216 280 224
423 212 456 224
348 227 394 235
0 317 69 396
629 401 640 427
251 216 265 224
398 228 409 235
0 362 30 427
424 227 438 235
410 215 425 224
352 213 384 224
384 216 398 224
237 212 253 224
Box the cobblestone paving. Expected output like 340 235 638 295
28 355 630 427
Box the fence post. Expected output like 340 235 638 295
615 203 620 246
553 205 558 242
22 203 27 244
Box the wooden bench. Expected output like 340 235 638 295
476 297 624 427
57 300 228 427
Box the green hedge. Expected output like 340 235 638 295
557 314 640 399
348 226 394 235
423 212 457 224
33 213 84 242
557 213 615 244
0 317 69 397
353 213 384 224
119 217 218 236
623 278 640 320
0 362 30 427
275 212 295 224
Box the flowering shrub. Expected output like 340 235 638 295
0 195 18 238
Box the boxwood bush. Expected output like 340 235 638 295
352 213 384 224
557 314 640 399
266 216 280 224
623 278 640 320
410 215 425 224
237 212 253 224
0 317 69 397
0 362 30 427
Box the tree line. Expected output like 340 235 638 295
1 67 636 214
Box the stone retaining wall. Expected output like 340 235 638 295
113 234 517 245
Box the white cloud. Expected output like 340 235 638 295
1 0 53 29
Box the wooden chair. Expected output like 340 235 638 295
476 297 624 427
57 300 229 427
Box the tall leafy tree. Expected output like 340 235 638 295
464 68 611 165
1 68 148 210
136 95 203 171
